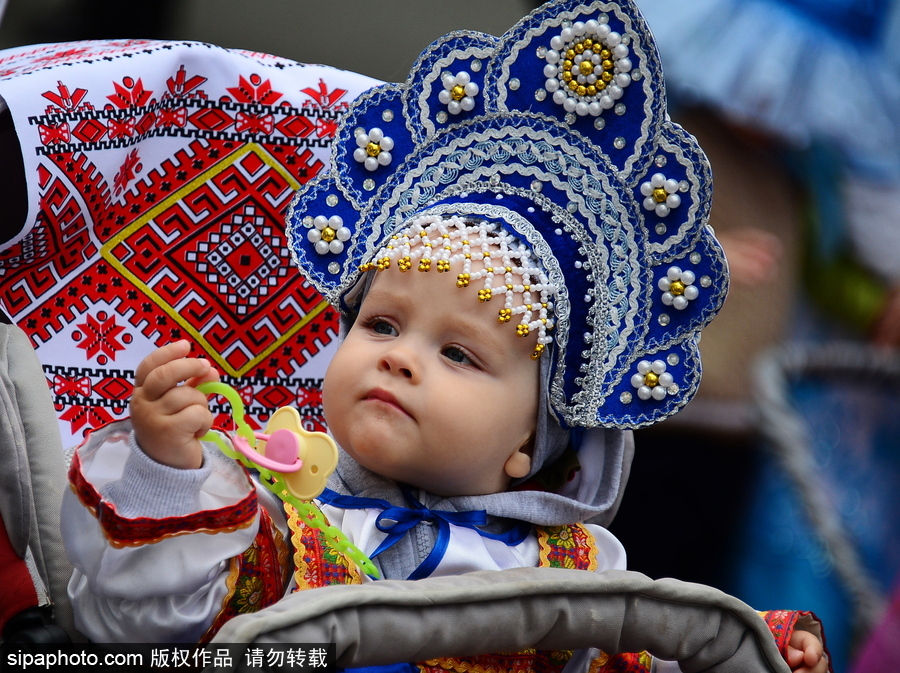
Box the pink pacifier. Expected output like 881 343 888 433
197 382 338 500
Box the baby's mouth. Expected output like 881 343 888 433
363 388 412 418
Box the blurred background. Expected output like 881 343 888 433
2 1 899 670
0 0 537 82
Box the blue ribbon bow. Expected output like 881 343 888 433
317 487 530 580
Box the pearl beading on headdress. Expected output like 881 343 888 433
359 215 557 359
542 16 633 118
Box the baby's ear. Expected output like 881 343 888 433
504 447 532 480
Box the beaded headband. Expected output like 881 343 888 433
359 214 557 360
285 0 729 430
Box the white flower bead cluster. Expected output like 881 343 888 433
631 359 674 401
354 128 394 172
542 18 632 117
307 215 351 255
658 266 699 310
439 71 479 114
640 173 682 217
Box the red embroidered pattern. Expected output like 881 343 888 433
537 524 599 571
421 650 573 673
68 449 257 547
760 610 802 659
0 41 372 450
287 503 361 591
201 508 289 643
588 652 652 673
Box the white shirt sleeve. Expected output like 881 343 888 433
62 419 271 643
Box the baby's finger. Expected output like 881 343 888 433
785 646 804 669
147 382 209 416
140 357 212 401
134 340 191 386
186 363 220 389
169 402 216 440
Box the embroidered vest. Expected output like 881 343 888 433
207 504 652 672
286 505 651 673
206 504 808 673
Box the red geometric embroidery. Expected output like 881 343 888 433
0 41 366 444
113 149 142 195
72 310 131 364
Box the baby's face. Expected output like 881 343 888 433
322 262 541 497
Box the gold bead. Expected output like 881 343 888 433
583 38 594 49
531 343 545 360
478 288 492 302
563 59 573 70
498 308 512 323
644 372 659 387
602 59 613 70
587 85 597 97
366 141 381 157
569 80 579 92
566 49 575 60
580 60 593 76
563 71 574 83
321 227 336 243
506 284 513 291
576 85 587 97
601 71 612 83
516 324 530 337
669 280 686 296
653 187 668 203
418 259 431 272
575 43 584 54
601 49 611 60
451 84 466 101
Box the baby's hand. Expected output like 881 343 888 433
786 629 827 673
130 340 219 469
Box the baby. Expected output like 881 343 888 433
64 216 826 672
62 1 830 671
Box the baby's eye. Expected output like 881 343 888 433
442 346 473 366
367 318 397 336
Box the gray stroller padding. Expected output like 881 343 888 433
0 323 75 638
211 567 790 673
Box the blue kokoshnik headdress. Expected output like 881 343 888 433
285 0 728 431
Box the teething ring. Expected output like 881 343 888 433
196 382 303 474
